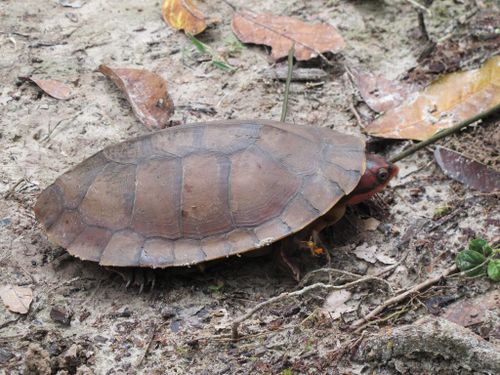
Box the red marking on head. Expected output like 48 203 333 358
344 154 398 205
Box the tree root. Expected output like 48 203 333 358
353 316 500 374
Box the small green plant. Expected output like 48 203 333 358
282 369 294 375
186 33 237 72
455 238 499 281
224 35 245 55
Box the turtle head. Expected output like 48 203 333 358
344 153 398 205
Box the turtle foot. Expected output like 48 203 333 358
107 267 156 292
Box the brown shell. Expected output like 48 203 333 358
34 120 365 268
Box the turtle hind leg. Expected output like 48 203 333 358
274 237 302 282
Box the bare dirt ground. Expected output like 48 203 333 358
0 0 499 374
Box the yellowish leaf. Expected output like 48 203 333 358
161 0 206 35
365 56 500 140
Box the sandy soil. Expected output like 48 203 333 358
0 0 498 374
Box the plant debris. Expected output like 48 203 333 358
98 65 175 130
161 0 206 35
434 146 500 193
0 285 33 314
366 56 500 140
28 77 73 100
231 11 345 61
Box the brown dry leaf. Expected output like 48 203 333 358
161 0 206 35
365 56 500 140
29 77 73 100
231 11 345 61
0 285 33 314
348 68 415 113
434 146 500 193
441 289 499 327
99 65 175 130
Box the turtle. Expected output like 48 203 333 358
34 120 398 281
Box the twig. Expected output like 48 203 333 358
350 264 457 330
135 323 157 367
280 43 295 122
232 275 389 340
389 103 500 163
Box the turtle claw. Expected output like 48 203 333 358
107 267 156 292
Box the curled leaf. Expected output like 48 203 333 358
468 238 493 257
99 65 174 130
434 147 500 193
161 0 206 35
231 11 345 61
366 56 500 140
0 285 33 314
29 77 73 100
348 68 414 113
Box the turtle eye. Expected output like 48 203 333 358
377 167 389 182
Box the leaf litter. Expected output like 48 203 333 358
28 77 73 100
161 0 207 35
0 285 33 314
231 11 345 61
98 65 175 130
365 56 500 140
434 146 500 193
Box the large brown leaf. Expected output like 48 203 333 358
99 65 174 130
231 11 345 61
365 56 500 140
0 285 33 314
434 146 500 193
161 0 206 35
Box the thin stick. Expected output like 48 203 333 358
231 275 388 340
389 103 500 163
280 43 295 122
350 264 457 330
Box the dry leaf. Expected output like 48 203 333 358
348 68 414 113
99 65 175 130
231 11 345 61
361 217 380 231
322 290 354 319
29 77 73 100
0 285 33 314
434 146 500 193
441 289 499 327
352 243 377 264
365 56 500 140
161 0 206 35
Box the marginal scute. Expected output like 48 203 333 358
150 125 204 157
281 195 318 231
227 229 258 255
34 184 63 230
302 174 343 212
140 238 175 267
100 230 144 266
55 153 109 209
322 144 365 172
79 163 135 230
254 218 291 243
68 226 112 262
202 123 261 153
201 235 231 259
173 239 205 266
47 210 86 248
322 162 361 194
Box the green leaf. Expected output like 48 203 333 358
211 60 236 72
487 259 500 281
186 32 208 54
455 250 486 276
468 238 492 256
